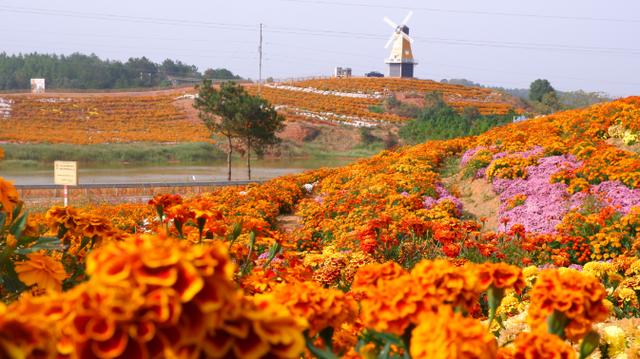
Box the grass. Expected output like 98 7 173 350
0 142 226 166
281 141 386 159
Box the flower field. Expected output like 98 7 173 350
291 77 521 115
1 97 640 358
0 79 523 145
0 92 209 144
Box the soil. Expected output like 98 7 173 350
606 138 640 154
444 171 500 232
276 214 303 234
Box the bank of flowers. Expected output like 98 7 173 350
0 96 639 358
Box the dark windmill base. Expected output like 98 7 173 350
387 63 415 78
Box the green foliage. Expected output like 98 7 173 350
558 90 611 109
399 92 515 144
0 142 225 165
203 68 242 80
382 95 421 118
529 79 555 102
0 52 241 90
194 80 284 179
359 127 381 146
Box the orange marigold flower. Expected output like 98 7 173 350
203 294 307 359
359 273 418 335
411 259 481 315
351 261 407 293
476 262 525 294
498 331 576 359
0 177 20 216
0 300 57 359
15 252 67 292
528 269 610 341
410 308 497 359
272 281 358 336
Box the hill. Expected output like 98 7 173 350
0 78 526 158
1 96 639 357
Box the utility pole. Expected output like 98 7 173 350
258 23 263 95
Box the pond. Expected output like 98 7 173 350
1 157 359 185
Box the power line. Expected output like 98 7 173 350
278 0 640 24
2 5 639 57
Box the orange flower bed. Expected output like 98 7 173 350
2 96 640 358
292 77 520 114
245 85 404 123
0 93 209 144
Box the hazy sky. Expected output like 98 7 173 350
1 0 639 96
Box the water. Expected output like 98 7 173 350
1 158 357 185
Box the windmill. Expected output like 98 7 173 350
383 11 417 78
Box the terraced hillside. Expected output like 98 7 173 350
0 78 524 146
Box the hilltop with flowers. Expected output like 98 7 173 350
0 78 527 161
0 96 640 357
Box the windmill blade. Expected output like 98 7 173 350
384 32 397 48
401 32 414 44
401 11 414 26
383 16 398 30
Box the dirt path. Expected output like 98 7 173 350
607 138 640 154
276 214 303 234
443 172 500 232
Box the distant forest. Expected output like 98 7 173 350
0 52 242 90
440 78 611 110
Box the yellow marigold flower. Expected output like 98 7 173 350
602 326 626 357
497 293 521 317
410 308 497 359
522 266 538 287
616 287 638 304
15 252 67 292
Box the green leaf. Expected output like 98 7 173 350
380 341 392 359
319 327 335 352
305 333 337 359
547 310 570 339
14 237 64 255
579 331 600 359
11 202 23 221
0 261 26 293
487 286 506 330
0 211 6 230
9 213 28 238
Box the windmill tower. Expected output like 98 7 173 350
383 11 416 78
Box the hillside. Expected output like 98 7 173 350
0 78 525 152
1 96 639 357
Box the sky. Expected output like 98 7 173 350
0 0 639 96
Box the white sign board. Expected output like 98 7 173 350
54 161 78 186
30 78 46 94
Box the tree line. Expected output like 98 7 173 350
0 52 242 90
440 78 611 114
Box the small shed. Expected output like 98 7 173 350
30 79 46 93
